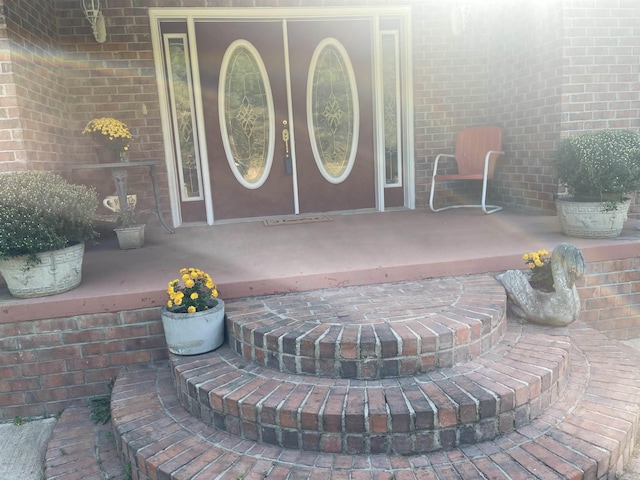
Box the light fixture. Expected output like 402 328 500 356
451 2 471 36
81 0 106 43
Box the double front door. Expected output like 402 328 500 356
196 19 375 220
159 11 410 224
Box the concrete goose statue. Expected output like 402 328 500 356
496 242 585 327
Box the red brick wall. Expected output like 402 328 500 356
579 257 640 340
0 307 168 421
0 0 70 172
2 0 640 211
560 1 640 135
411 2 492 206
486 2 564 213
559 1 640 216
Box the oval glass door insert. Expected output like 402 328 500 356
219 40 275 189
307 38 359 184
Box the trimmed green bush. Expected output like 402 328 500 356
552 129 640 202
0 171 98 259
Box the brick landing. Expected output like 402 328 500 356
106 322 640 480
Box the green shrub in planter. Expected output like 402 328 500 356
552 129 640 203
0 171 98 264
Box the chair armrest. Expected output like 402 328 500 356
432 153 455 178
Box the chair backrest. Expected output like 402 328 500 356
454 126 503 177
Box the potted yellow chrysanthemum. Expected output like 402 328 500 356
82 117 132 162
160 268 225 355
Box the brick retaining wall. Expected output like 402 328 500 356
0 308 168 421
1 258 639 422
579 257 640 340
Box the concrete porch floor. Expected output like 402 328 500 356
2 207 640 323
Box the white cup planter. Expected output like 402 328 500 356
160 299 226 355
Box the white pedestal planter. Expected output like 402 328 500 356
0 242 85 298
160 299 225 355
556 198 630 239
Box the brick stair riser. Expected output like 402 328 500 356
226 276 506 379
172 327 570 455
110 327 640 480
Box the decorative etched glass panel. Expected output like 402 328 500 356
220 41 274 189
382 32 402 186
308 39 359 184
165 35 203 200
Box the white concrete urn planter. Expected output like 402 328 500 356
160 299 225 355
555 198 630 239
0 242 85 298
115 224 145 250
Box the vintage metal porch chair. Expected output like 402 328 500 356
429 125 504 214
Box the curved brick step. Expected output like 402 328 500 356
44 405 126 480
111 324 640 479
171 320 569 455
226 275 506 379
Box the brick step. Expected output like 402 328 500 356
226 275 506 379
111 324 640 479
171 320 569 455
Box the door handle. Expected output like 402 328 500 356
282 120 292 174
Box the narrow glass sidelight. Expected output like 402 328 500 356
308 38 359 184
381 31 402 187
164 34 203 200
219 40 275 189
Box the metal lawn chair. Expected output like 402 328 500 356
429 126 504 214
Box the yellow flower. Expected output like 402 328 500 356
534 259 544 267
167 300 173 308
166 268 219 313
82 117 132 152
522 253 529 260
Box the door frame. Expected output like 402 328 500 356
149 6 415 226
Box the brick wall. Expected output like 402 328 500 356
0 307 168 421
1 0 70 172
486 2 564 213
560 0 640 135
579 257 640 340
559 0 640 216
2 0 640 211
1 257 639 422
56 0 167 208
411 2 491 207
